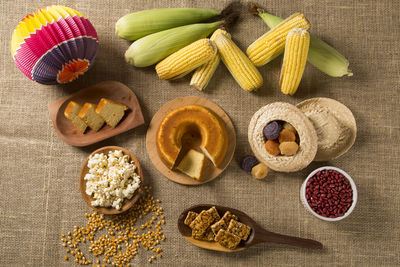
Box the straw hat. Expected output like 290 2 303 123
296 97 357 161
248 102 318 172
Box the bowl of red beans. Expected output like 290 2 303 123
300 166 357 221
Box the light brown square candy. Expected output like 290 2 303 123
190 210 214 237
211 211 239 235
214 229 241 250
184 211 198 228
207 206 221 221
221 211 238 223
194 228 215 241
226 220 251 241
211 219 228 235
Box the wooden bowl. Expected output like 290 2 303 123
146 96 236 185
49 81 144 147
79 146 144 215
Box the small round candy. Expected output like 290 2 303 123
241 155 259 174
251 163 269 179
263 121 282 140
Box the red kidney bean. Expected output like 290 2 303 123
306 169 353 218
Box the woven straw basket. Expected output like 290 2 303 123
248 98 357 172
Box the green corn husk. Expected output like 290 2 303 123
125 22 222 67
116 8 220 41
250 3 352 77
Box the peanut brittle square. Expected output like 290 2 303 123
194 228 215 241
190 210 214 237
214 229 241 250
184 211 198 228
207 206 220 221
226 220 251 241
210 211 238 235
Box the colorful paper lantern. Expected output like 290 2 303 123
11 5 99 84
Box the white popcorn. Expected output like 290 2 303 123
85 150 141 210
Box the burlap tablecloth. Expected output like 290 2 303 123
1 0 399 266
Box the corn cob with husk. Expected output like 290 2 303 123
155 38 217 80
190 29 231 91
246 12 310 67
116 8 221 40
249 3 352 77
213 29 263 91
125 22 221 67
280 28 310 95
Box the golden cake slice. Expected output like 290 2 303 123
95 98 128 128
78 103 105 132
64 101 87 133
156 105 228 169
176 149 205 181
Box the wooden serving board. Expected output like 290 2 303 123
49 81 144 146
146 96 236 185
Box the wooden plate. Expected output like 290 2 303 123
49 81 144 146
79 146 144 215
146 96 236 185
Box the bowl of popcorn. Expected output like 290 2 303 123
248 102 318 172
79 146 143 214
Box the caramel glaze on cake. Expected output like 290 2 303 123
157 105 228 169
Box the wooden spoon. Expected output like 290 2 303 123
79 146 144 215
178 204 323 252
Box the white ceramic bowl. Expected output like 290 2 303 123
300 166 357 222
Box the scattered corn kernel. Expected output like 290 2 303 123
59 186 165 265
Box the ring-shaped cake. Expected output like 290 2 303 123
157 105 228 170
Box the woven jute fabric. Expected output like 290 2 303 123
1 0 399 266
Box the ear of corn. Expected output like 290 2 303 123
213 30 263 91
246 12 310 67
280 28 310 95
251 6 352 77
190 29 231 91
116 8 220 40
155 38 217 80
125 22 221 67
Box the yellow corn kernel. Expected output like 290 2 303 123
246 13 310 67
155 38 217 80
190 29 231 91
213 30 263 91
280 28 310 95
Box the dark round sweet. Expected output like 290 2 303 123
263 121 282 140
241 155 259 174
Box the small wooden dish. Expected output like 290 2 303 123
146 96 236 185
49 81 144 146
79 146 144 215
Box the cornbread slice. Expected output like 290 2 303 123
190 210 214 238
184 211 198 228
78 103 105 131
95 98 128 128
214 229 241 249
64 101 87 133
176 149 205 181
226 220 251 241
211 211 238 235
